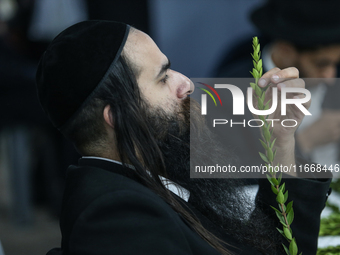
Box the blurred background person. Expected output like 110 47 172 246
0 1 87 254
0 0 150 254
0 0 87 220
214 0 340 173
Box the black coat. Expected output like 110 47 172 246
47 158 331 255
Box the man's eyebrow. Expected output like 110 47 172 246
156 59 171 79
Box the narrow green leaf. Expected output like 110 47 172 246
287 208 294 225
270 206 285 222
271 185 278 194
282 244 291 255
284 191 289 203
271 205 282 215
276 190 284 204
265 99 271 107
286 201 293 214
266 174 274 186
261 89 266 101
259 139 268 150
276 227 284 235
278 203 283 212
275 210 285 222
264 121 270 129
267 147 274 162
280 221 288 228
271 138 277 149
277 227 289 240
259 152 269 163
283 226 292 240
289 238 298 255
255 84 262 97
257 59 263 70
279 183 286 194
264 128 271 142
258 97 264 109
271 177 278 186
250 82 256 90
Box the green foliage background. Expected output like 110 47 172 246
317 179 340 254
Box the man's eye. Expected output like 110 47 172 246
161 74 169 84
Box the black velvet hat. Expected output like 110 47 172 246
36 20 130 129
251 0 340 46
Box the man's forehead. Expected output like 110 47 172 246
123 29 168 73
124 30 154 57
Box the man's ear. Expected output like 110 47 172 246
103 105 114 128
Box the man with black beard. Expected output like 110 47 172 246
147 98 282 253
37 21 331 255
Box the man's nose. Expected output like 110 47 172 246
173 71 195 98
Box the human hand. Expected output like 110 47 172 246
251 67 311 176
253 67 311 148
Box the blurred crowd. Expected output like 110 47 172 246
0 0 150 224
0 1 149 254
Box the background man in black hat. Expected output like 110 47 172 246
214 0 340 170
36 20 331 255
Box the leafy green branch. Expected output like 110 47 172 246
317 245 340 255
250 37 300 255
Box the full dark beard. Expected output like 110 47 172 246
144 97 283 254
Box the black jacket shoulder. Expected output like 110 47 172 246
56 160 221 255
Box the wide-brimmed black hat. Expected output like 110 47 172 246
251 0 340 46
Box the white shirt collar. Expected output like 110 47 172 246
82 156 190 202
